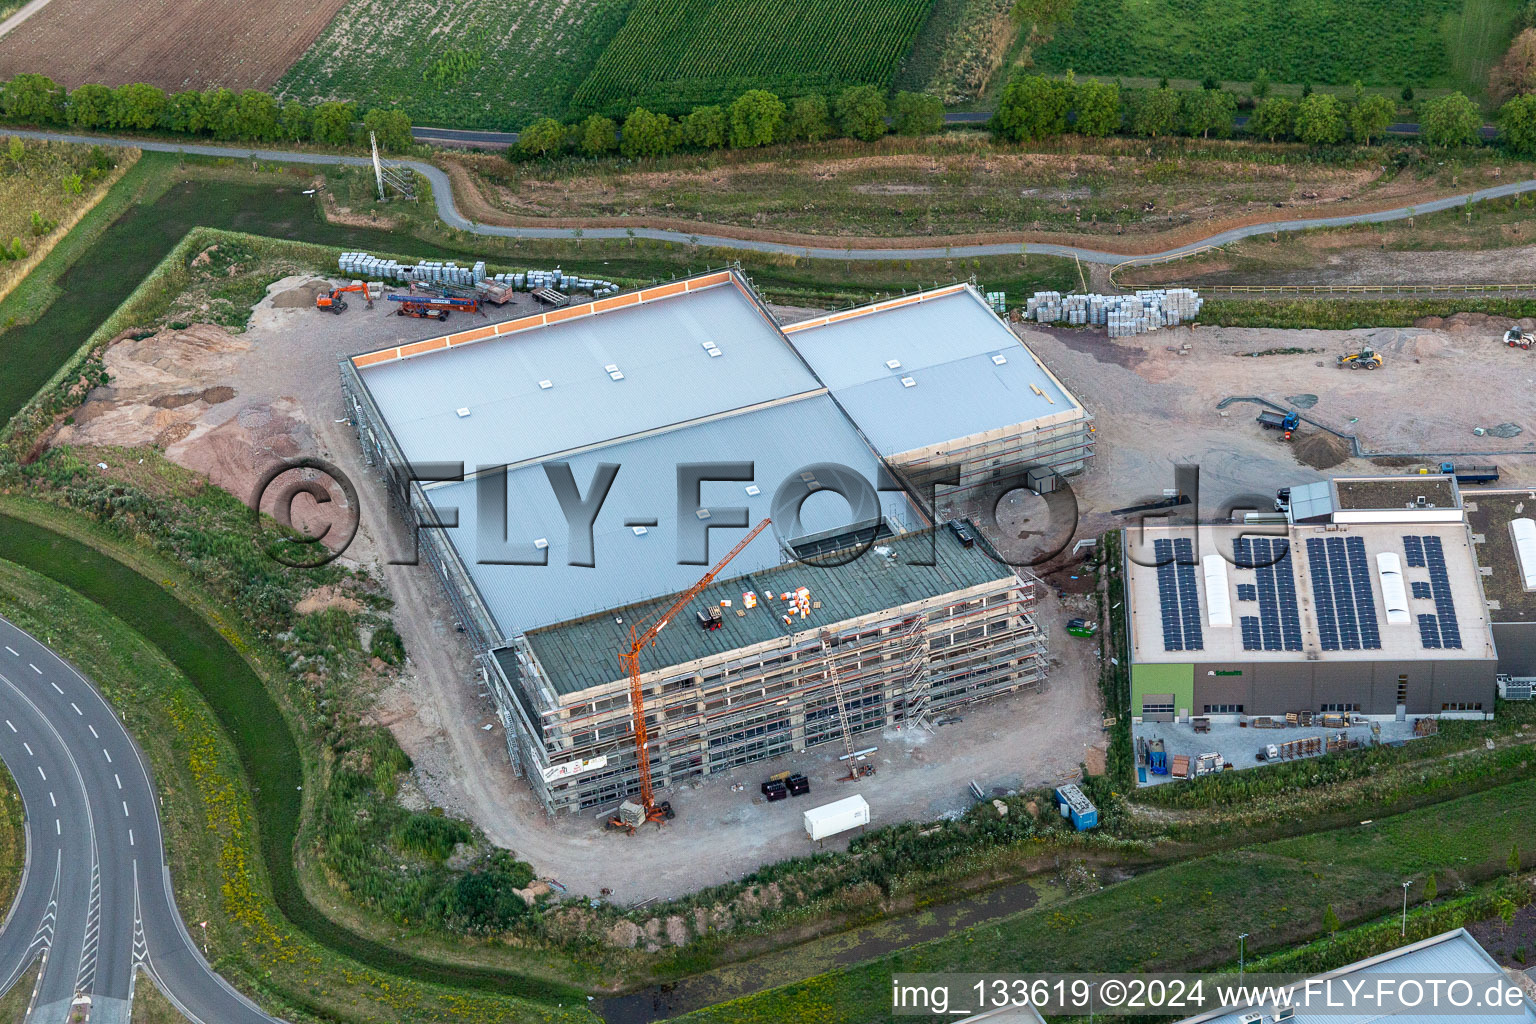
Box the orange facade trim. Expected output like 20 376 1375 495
781 284 967 334
349 273 737 370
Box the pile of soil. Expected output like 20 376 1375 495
270 278 332 308
1294 430 1352 470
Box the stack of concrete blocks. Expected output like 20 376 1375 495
336 253 620 295
1024 288 1203 338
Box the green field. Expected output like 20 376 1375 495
570 0 937 115
1035 0 1520 98
275 0 633 131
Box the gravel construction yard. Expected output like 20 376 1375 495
48 282 1536 900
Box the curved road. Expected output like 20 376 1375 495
0 616 279 1024
6 127 1534 265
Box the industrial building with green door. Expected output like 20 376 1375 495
1123 476 1499 723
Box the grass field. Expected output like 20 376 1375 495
131 975 188 1024
0 758 20 943
0 513 597 1023
275 0 633 131
569 0 936 115
676 780 1536 1024
0 138 135 305
0 960 38 1022
1034 0 1521 99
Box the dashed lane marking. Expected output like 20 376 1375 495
29 663 40 673
87 724 97 739
4 646 16 655
23 742 32 755
70 702 81 715
101 749 111 763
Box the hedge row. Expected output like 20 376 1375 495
0 74 414 152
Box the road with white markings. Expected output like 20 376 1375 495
0 616 280 1024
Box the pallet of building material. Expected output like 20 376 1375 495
1170 754 1191 778
476 279 517 304
1413 718 1439 736
531 287 569 307
1250 716 1280 729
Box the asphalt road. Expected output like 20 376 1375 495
0 616 280 1024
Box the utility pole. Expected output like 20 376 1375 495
1238 932 1249 983
370 131 385 203
1402 880 1411 936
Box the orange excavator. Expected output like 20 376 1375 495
608 517 773 834
316 282 373 313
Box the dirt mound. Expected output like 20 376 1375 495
295 583 364 616
271 278 332 308
1294 430 1352 470
201 386 236 404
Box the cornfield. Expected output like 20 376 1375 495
570 0 938 116
1034 0 1490 91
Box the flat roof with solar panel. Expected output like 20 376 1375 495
1126 521 1494 664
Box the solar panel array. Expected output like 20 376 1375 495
1411 580 1432 599
1418 613 1443 649
1421 535 1462 649
1232 537 1303 651
1403 535 1425 567
1153 538 1204 651
1236 583 1257 601
1304 535 1382 651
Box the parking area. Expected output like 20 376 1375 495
1131 716 1431 787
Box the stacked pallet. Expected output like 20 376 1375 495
1024 288 1204 337
336 253 619 295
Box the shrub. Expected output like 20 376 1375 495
579 113 617 156
785 94 833 142
891 91 942 136
835 84 888 141
620 106 673 158
517 117 566 158
683 104 727 148
728 89 785 147
369 623 405 665
1294 92 1345 144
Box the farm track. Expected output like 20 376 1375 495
4 127 1535 266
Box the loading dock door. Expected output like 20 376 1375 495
1143 693 1175 723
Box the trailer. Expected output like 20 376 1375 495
803 794 869 842
386 293 482 320
1055 783 1098 831
1146 738 1169 775
1432 461 1499 485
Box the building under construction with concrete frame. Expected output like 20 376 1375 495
339 270 1074 815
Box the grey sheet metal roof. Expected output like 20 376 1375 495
783 286 1083 455
1288 480 1334 522
526 525 1020 697
421 393 918 638
356 280 820 468
1176 928 1535 1024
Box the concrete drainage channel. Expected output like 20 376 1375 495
1215 396 1536 461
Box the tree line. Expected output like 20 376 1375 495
514 84 944 159
993 72 1536 154
0 74 416 152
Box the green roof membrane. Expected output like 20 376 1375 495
525 527 1020 697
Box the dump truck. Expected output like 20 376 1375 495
1336 346 1383 370
1256 409 1300 439
1505 325 1533 350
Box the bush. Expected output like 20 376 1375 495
835 84 888 141
785 94 833 142
311 101 355 146
579 113 618 156
729 89 785 147
1073 78 1120 136
891 91 942 136
620 107 673 158
993 74 1069 141
369 623 405 665
1249 96 1296 141
1294 92 1345 144
1130 86 1180 137
1421 91 1481 148
683 104 728 148
363 107 413 152
1500 94 1536 155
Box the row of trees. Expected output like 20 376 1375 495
0 74 415 152
993 73 1536 154
517 84 945 160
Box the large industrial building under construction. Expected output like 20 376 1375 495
340 270 1090 815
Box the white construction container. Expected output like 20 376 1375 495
803 794 870 841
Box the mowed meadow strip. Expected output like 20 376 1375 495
570 0 938 115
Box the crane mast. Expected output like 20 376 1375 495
611 518 773 832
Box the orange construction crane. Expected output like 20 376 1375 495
316 282 373 313
609 517 773 834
